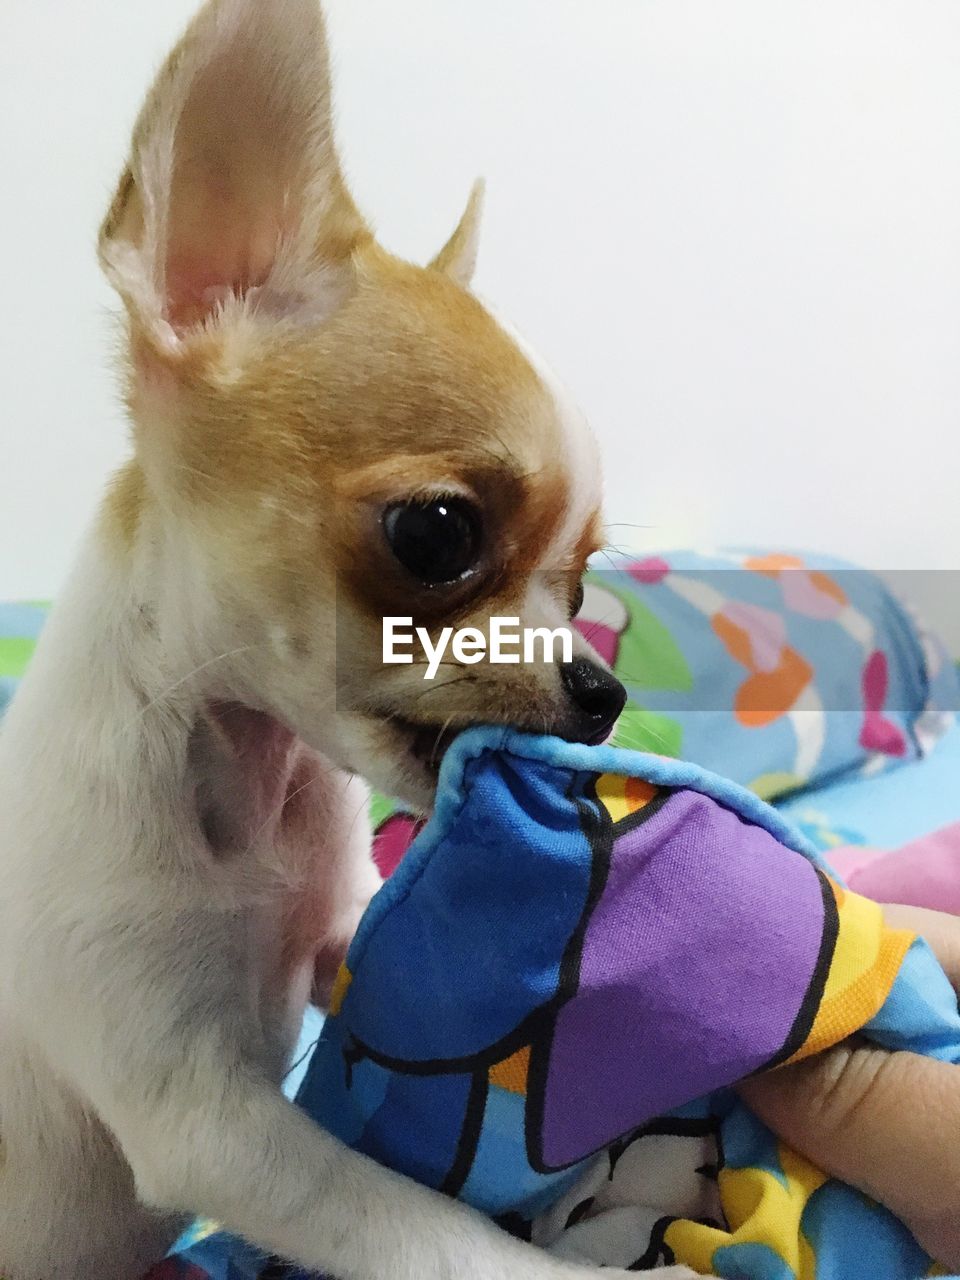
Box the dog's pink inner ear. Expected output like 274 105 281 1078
101 0 366 338
159 43 317 330
164 241 273 331
163 204 287 331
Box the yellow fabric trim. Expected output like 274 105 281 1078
783 879 913 1065
328 964 353 1017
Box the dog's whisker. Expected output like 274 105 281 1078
613 716 670 751
130 645 259 726
403 673 479 705
592 548 625 575
575 610 631 645
430 713 457 762
240 772 324 863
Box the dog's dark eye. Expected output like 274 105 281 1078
383 496 482 585
571 580 585 618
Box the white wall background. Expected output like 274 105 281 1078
2 1 959 637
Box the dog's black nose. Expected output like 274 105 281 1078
560 657 627 744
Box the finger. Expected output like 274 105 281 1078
882 903 960 989
738 1041 960 1269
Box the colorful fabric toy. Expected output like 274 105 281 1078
293 728 960 1279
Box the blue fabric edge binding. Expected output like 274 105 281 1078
346 724 835 971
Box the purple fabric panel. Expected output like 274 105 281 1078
539 789 826 1168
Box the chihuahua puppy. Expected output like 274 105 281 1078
0 2 703 1278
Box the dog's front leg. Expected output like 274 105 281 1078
91 1053 681 1280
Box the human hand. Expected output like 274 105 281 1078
737 904 960 1271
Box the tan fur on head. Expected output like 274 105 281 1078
98 0 608 809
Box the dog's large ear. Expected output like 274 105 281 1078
429 180 485 289
99 0 366 348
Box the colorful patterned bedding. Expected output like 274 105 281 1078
579 551 957 794
781 720 960 854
